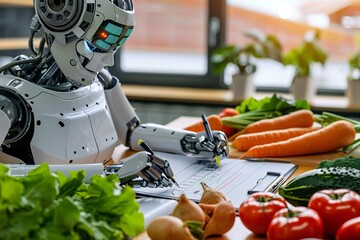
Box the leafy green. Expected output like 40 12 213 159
236 93 309 113
317 156 360 171
211 31 283 75
347 51 360 81
222 93 310 130
348 50 360 70
283 30 327 78
0 163 144 240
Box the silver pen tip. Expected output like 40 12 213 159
171 178 180 188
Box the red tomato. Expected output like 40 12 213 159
238 192 287 235
218 108 239 137
218 108 239 118
308 189 360 237
336 216 360 240
220 125 238 138
267 206 324 240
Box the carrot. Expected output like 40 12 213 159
218 108 239 118
233 127 321 152
242 120 356 158
242 109 314 134
184 114 223 132
228 109 315 141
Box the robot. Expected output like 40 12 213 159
0 0 228 188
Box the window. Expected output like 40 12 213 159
110 0 227 88
0 6 35 57
225 1 356 95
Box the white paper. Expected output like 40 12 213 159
135 152 297 208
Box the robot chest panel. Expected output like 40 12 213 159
31 104 118 164
27 85 118 164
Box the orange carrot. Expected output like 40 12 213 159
241 120 356 158
184 114 223 132
242 109 314 134
233 127 321 152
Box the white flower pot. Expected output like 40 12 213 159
231 73 255 101
347 80 360 105
291 76 316 101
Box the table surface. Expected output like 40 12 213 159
109 116 331 240
122 84 360 114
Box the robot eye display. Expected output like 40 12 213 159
91 20 133 52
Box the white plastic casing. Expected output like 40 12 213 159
0 75 118 165
130 123 194 155
7 163 104 183
104 80 139 146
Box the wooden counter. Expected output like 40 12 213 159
122 84 360 114
111 116 326 240
0 0 32 6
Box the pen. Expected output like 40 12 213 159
201 114 214 143
201 114 221 167
138 139 154 156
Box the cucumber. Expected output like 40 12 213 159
278 167 360 206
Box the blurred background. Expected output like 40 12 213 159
1 0 359 123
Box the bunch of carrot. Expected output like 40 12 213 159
232 109 357 158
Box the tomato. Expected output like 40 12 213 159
308 189 360 237
238 192 287 235
267 206 324 240
220 125 238 138
218 108 239 118
218 108 239 137
336 216 360 240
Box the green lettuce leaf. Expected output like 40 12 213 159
0 163 144 240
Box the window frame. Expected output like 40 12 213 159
109 0 227 89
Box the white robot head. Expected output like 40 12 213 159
35 0 134 87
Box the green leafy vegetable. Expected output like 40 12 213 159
283 30 327 78
222 93 310 130
317 156 360 171
0 163 144 240
211 31 282 75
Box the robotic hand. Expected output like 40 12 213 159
105 140 180 188
8 148 179 188
0 0 228 188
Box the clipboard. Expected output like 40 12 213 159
135 152 297 209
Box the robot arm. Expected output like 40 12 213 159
8 146 179 188
101 68 228 163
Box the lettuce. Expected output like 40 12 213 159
0 164 144 240
222 93 310 130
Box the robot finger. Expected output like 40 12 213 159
200 141 216 152
143 166 162 181
151 155 167 168
128 179 160 188
141 165 173 188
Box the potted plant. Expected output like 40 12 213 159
283 30 327 101
346 50 360 105
211 31 283 100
